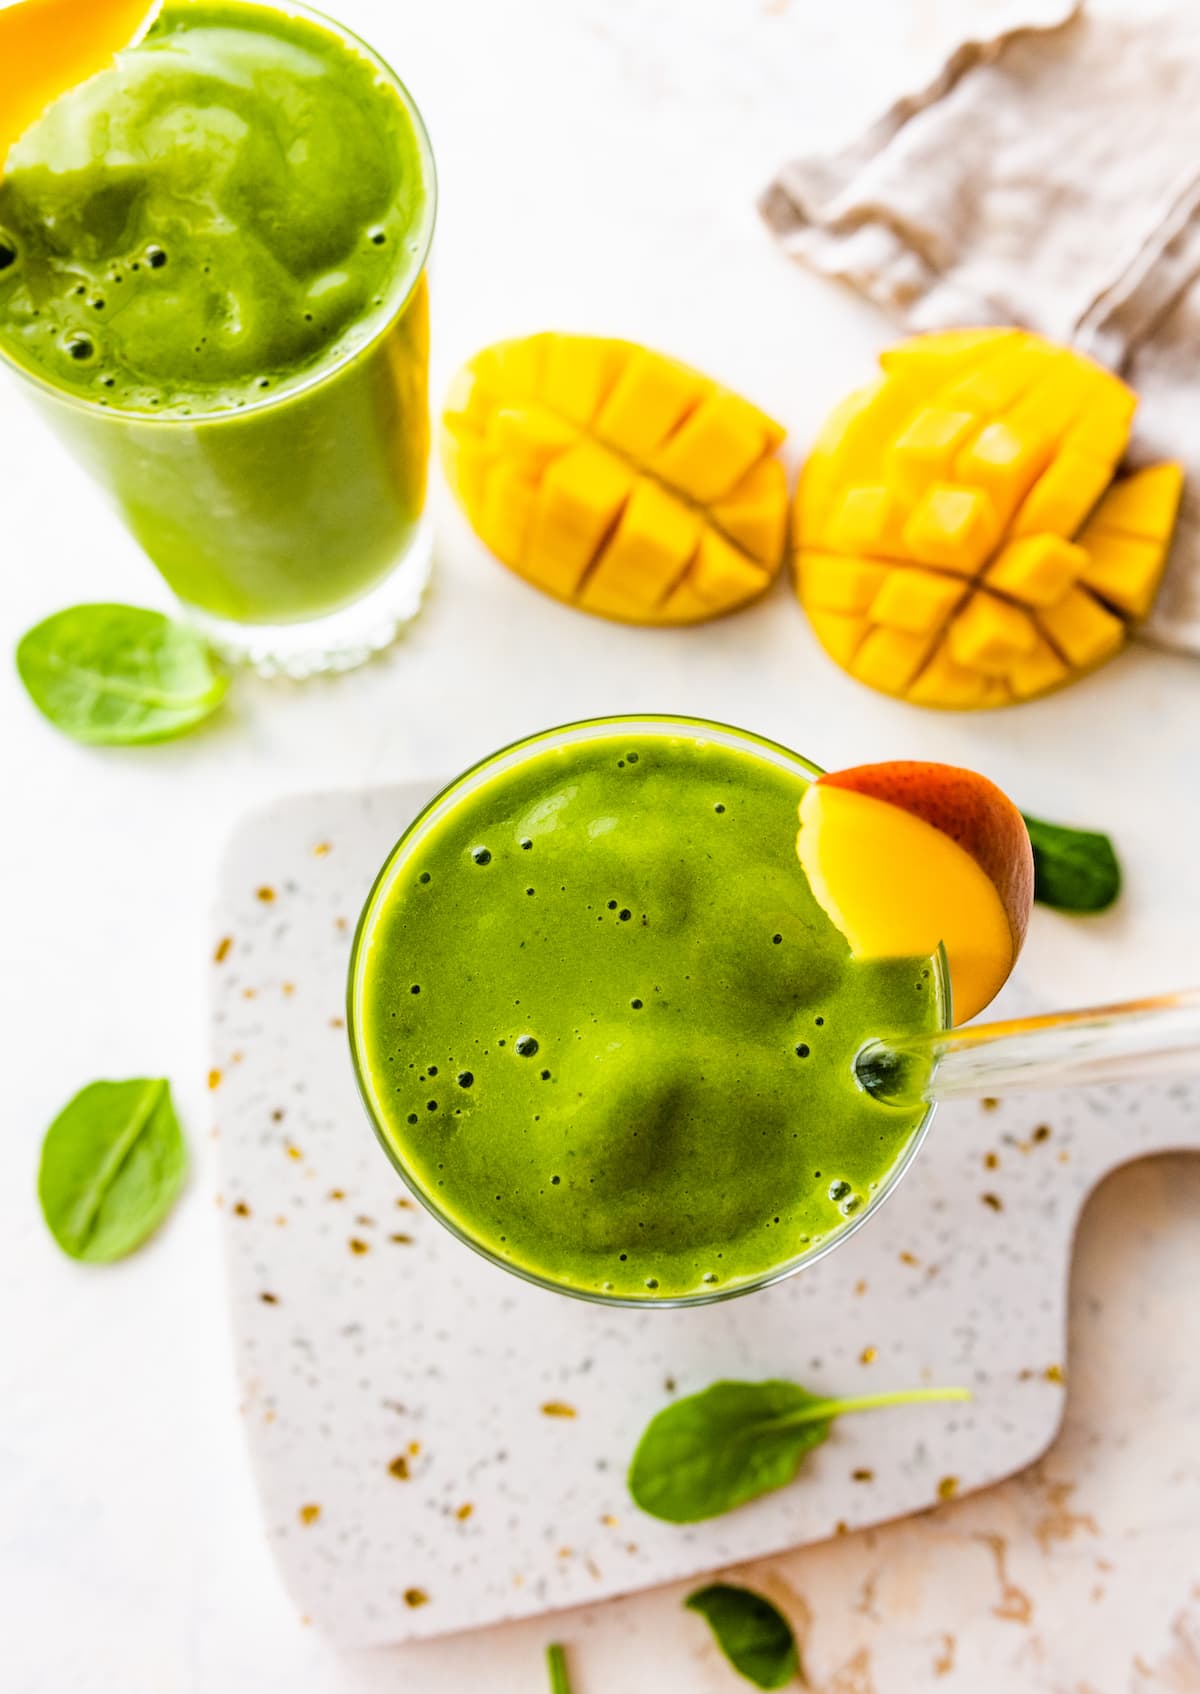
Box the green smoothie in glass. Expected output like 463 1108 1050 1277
349 719 944 1305
0 0 435 674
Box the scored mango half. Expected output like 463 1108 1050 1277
795 328 1184 708
441 334 789 624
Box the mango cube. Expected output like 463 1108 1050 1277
886 407 977 501
523 442 634 595
652 391 778 503
807 608 868 667
1077 532 1167 619
953 420 1052 520
579 482 700 618
827 484 911 557
947 593 1038 674
985 535 1087 607
1085 462 1183 541
1037 588 1125 668
869 567 966 634
851 625 939 694
903 484 1000 573
1009 450 1113 540
441 333 786 624
801 552 889 615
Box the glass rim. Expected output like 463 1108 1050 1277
347 714 951 1310
0 0 437 428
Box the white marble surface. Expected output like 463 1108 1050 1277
3 0 1200 1689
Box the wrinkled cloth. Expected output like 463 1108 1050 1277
761 0 1200 654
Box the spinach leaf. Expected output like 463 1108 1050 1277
629 1379 970 1523
16 603 227 745
686 1584 799 1689
545 1643 572 1694
1022 813 1121 913
38 1079 188 1262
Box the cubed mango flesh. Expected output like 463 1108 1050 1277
794 326 1182 708
441 334 786 624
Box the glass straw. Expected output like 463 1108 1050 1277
856 988 1200 1110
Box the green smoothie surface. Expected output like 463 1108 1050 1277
0 0 432 415
353 728 940 1301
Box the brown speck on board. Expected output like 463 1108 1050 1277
395 1196 415 1210
1018 1367 1035 1381
984 1151 999 1170
556 1546 574 1559
328 1188 346 1201
1058 1149 1070 1163
456 1503 473 1521
1045 1363 1065 1384
937 1475 960 1501
934 1632 956 1677
274 1215 287 1227
271 1107 285 1122
859 1345 878 1365
285 1143 302 1161
298 1503 320 1525
403 1588 429 1609
260 1292 279 1305
854 1280 869 1296
899 1250 920 1267
541 1400 577 1418
335 916 349 933
407 1441 421 1457
388 1455 410 1480
256 886 276 903
625 1542 639 1555
282 981 295 997
1033 1124 1051 1142
232 1200 251 1218
242 986 257 999
852 1468 874 1483
835 1519 849 1535
600 1513 618 1528
329 1015 345 1029
313 841 332 857
348 1237 370 1255
207 1069 222 1091
390 1233 414 1245
981 1192 1003 1211
214 936 233 963
981 1097 1001 1111
663 1376 676 1394
355 1214 375 1228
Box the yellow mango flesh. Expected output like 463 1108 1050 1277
441 334 787 625
795 329 1183 708
796 785 1015 1023
0 0 159 170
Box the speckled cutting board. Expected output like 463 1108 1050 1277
210 783 1200 1647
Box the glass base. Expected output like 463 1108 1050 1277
180 521 434 679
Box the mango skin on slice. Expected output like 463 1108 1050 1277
0 0 160 172
794 328 1184 709
441 334 788 625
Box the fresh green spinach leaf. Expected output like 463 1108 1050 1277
686 1584 799 1689
545 1643 572 1694
1022 813 1121 912
16 603 227 745
629 1379 970 1523
38 1079 188 1262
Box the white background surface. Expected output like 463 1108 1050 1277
3 1 1200 1689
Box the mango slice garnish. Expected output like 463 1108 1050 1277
794 330 1184 709
797 761 1034 1024
441 334 788 624
0 0 160 173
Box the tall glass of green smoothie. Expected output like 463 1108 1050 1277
348 717 950 1306
0 0 436 675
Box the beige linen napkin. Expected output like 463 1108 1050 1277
761 0 1200 655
